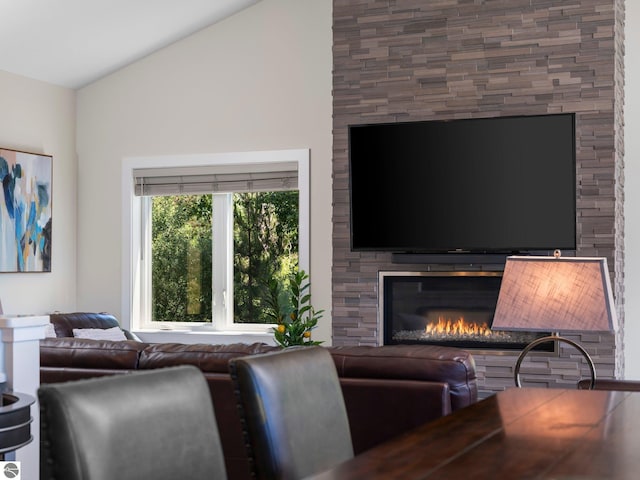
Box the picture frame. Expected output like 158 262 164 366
0 148 52 272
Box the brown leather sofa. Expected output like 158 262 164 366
40 312 478 480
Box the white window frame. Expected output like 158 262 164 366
122 149 310 337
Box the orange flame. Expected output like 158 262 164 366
425 316 493 337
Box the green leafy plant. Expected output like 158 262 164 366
266 270 324 347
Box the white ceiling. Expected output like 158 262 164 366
0 0 260 89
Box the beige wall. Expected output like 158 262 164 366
75 0 334 342
0 70 76 314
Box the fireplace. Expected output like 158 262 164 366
378 271 552 351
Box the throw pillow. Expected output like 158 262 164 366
72 326 127 341
44 323 57 338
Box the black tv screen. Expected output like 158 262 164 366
349 113 576 253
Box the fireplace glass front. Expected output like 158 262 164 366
379 271 552 351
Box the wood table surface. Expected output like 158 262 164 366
307 387 640 479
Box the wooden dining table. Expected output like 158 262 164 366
307 387 640 479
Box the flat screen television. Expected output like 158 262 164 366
348 113 576 253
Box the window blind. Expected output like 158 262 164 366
133 162 298 196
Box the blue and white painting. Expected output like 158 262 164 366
0 149 52 272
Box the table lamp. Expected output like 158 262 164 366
491 251 617 389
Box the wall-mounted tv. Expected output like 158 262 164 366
348 113 576 254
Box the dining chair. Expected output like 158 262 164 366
38 365 227 480
229 346 354 480
577 378 640 391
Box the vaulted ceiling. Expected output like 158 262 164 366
0 0 259 89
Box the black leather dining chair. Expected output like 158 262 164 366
229 346 354 480
577 378 640 391
38 365 227 480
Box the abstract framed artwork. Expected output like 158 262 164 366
0 148 52 272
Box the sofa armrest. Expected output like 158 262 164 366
340 377 451 453
328 345 477 410
40 337 148 370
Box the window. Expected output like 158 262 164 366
122 149 309 333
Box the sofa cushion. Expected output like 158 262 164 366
328 345 477 411
44 323 57 338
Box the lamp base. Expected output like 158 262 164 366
514 335 597 389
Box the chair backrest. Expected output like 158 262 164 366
229 346 354 480
38 365 227 480
577 378 640 391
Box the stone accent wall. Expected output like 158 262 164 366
332 0 625 397
613 0 626 372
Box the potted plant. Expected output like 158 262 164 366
265 270 324 347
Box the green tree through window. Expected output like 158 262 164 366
151 191 299 324
151 195 213 322
234 191 299 323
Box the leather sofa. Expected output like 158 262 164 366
40 312 478 480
